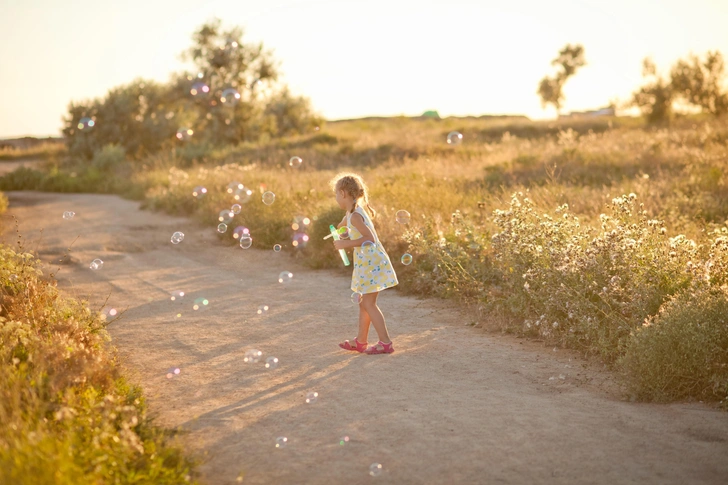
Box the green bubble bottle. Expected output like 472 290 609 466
329 225 350 266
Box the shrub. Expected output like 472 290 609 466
620 286 728 402
91 143 126 172
0 245 198 483
619 229 728 402
0 167 45 191
490 193 696 362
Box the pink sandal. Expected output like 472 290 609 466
364 341 395 355
339 338 368 353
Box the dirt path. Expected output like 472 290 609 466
3 191 728 485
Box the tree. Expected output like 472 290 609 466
63 79 178 159
63 19 321 159
631 51 728 124
263 87 321 137
670 51 728 116
631 58 675 124
537 44 586 114
178 18 280 145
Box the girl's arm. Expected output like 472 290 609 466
333 212 374 249
336 214 347 229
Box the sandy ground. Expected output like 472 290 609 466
2 191 728 485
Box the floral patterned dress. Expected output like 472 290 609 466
347 205 399 294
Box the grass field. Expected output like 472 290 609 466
2 114 727 405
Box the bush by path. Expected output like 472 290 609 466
0 245 199 484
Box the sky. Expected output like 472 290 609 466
1 0 727 138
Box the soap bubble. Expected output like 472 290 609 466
275 436 287 448
278 271 293 284
192 297 210 311
239 235 253 249
395 210 410 224
447 131 463 145
262 191 276 205
339 436 350 446
77 117 95 130
218 209 234 224
401 253 413 265
291 232 309 249
166 367 181 379
265 357 279 369
62 211 75 220
361 241 376 253
231 203 242 214
190 81 209 96
176 128 194 141
291 216 311 231
100 306 118 322
233 226 249 240
192 186 207 198
234 187 253 203
305 391 318 404
244 349 262 363
226 181 244 194
273 244 282 252
236 188 253 202
288 156 303 168
217 223 228 233
257 305 269 315
351 292 363 305
221 88 241 105
171 231 185 244
227 182 252 203
369 463 383 477
89 259 104 270
170 290 185 302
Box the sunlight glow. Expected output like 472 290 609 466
0 0 726 137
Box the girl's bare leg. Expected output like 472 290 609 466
357 304 371 343
361 292 391 344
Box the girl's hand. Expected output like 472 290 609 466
333 240 347 250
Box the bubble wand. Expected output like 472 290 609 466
325 225 350 266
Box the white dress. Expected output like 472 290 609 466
347 205 399 294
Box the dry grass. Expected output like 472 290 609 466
0 141 66 161
2 114 728 403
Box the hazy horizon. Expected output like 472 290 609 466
1 0 727 138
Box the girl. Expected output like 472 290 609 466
330 173 398 355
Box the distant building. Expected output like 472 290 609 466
559 106 616 119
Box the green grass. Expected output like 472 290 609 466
2 114 728 404
0 244 200 484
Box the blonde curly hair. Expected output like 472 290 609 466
330 172 376 219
